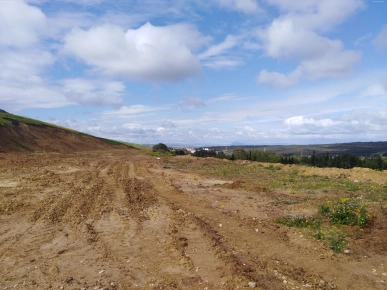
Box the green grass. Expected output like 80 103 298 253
148 151 173 157
121 142 151 150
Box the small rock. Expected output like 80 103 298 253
248 281 256 288
219 224 222 227
255 229 259 232
344 250 350 254
65 277 74 284
99 270 105 275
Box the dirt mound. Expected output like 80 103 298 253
0 122 129 153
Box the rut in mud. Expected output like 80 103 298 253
0 151 386 289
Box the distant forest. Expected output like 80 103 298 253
210 141 387 157
190 144 387 171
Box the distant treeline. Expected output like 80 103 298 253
209 141 387 157
192 148 387 171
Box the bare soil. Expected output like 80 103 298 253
1 150 387 289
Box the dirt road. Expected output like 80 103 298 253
0 151 386 289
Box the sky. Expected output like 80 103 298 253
1 0 387 146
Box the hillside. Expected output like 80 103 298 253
0 110 133 153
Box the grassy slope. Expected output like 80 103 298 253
0 110 147 150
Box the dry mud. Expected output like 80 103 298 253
0 151 386 289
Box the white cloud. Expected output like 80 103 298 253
0 0 47 47
264 0 364 31
198 34 244 69
101 105 167 117
60 78 125 107
203 58 244 69
217 0 262 14
374 25 387 50
354 33 372 47
257 69 299 88
0 49 54 83
198 35 239 59
283 109 387 139
357 84 386 98
63 22 210 82
285 116 338 127
256 1 362 87
0 84 70 112
161 119 178 128
177 97 206 111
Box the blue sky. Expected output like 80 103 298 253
1 0 387 146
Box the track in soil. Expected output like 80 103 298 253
0 151 386 289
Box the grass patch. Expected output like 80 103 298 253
148 151 173 158
98 138 148 149
276 197 370 253
275 215 321 229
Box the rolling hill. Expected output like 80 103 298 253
0 110 134 153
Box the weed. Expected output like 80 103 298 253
381 202 387 214
328 232 347 253
329 198 369 226
275 216 321 229
319 204 330 216
264 164 281 171
313 229 325 240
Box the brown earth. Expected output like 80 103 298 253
1 150 387 290
0 122 128 153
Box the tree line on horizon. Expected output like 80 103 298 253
192 147 387 171
152 143 386 171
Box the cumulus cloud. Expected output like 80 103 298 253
257 0 362 87
283 110 387 138
0 0 47 47
217 0 262 14
374 25 387 50
0 1 74 111
285 116 339 127
63 22 210 82
264 0 364 31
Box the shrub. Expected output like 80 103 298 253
329 198 369 226
152 143 169 153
